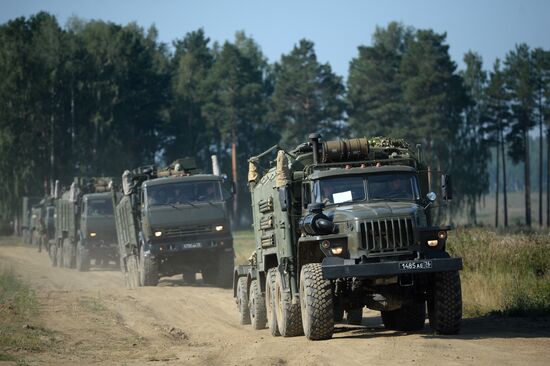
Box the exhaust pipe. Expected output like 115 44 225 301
211 155 220 176
309 133 321 165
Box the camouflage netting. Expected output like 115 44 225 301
368 136 410 149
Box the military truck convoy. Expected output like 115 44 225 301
15 133 463 342
50 177 118 271
113 157 234 288
233 134 462 340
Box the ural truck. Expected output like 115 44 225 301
113 157 234 288
20 196 40 243
233 134 462 340
51 177 118 271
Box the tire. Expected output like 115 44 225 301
216 252 234 288
139 245 159 286
236 277 251 325
56 240 64 268
248 279 267 330
274 270 303 337
265 268 280 336
346 307 363 325
49 243 58 267
63 238 75 268
183 269 196 285
428 271 462 335
76 240 90 272
299 263 334 340
202 268 216 285
125 254 141 289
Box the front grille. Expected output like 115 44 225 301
162 225 212 238
360 218 415 253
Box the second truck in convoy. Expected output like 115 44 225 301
50 177 118 271
234 134 462 340
113 157 234 288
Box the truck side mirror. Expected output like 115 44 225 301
441 174 453 200
278 186 290 212
302 183 311 209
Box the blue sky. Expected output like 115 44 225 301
2 0 549 78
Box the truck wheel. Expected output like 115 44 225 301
57 240 64 268
236 277 251 325
266 268 280 336
125 254 141 289
346 307 363 325
183 269 196 285
139 246 159 286
76 240 90 272
275 270 303 337
249 279 267 330
201 268 216 285
216 252 234 288
49 243 58 267
428 271 462 335
63 238 76 268
382 302 425 331
299 263 334 340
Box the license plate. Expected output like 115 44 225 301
399 260 432 271
182 242 201 249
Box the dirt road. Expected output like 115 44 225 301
1 243 549 366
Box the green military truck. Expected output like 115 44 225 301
113 157 234 288
50 177 118 271
20 196 40 244
234 134 462 340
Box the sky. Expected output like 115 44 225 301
1 0 550 78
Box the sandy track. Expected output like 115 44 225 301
1 243 549 366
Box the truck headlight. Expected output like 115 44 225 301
330 246 344 255
427 239 438 247
437 231 447 240
215 225 224 232
154 231 162 237
89 232 97 237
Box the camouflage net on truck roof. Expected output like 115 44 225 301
368 137 410 149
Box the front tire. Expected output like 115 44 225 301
125 253 141 289
265 268 280 336
49 243 58 267
139 245 159 286
299 263 334 340
216 252 234 288
428 271 462 334
274 270 303 337
63 238 75 268
248 279 267 330
236 277 251 325
56 240 64 268
76 240 90 272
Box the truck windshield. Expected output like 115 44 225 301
314 173 419 205
146 181 222 207
87 199 113 216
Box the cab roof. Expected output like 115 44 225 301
144 174 222 188
309 165 416 180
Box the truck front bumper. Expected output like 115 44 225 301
321 256 462 280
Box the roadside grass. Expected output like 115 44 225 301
233 230 255 265
234 228 550 317
448 228 550 317
0 265 54 362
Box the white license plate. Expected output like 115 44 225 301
399 260 433 270
182 242 202 249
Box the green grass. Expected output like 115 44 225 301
233 230 256 265
448 228 550 317
0 265 54 362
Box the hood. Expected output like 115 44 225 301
146 202 227 228
83 215 117 240
326 201 422 223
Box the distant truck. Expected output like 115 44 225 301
20 196 41 244
30 197 55 253
113 157 234 288
234 134 462 340
50 177 118 271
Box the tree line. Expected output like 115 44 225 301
0 13 549 228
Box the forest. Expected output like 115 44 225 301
0 12 549 229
